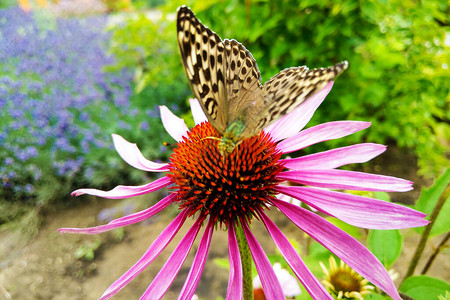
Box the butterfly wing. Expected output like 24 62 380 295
177 6 228 134
177 6 263 134
240 61 348 138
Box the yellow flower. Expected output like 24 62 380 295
320 256 374 300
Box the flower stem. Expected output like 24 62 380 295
402 183 449 282
236 219 254 300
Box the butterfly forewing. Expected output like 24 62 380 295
177 6 228 134
177 6 263 134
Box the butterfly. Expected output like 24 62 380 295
177 6 348 156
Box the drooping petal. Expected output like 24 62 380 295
71 176 172 199
178 218 214 300
140 217 203 299
282 143 386 170
58 194 175 234
189 98 208 125
272 198 402 300
112 134 170 172
265 82 334 142
277 121 371 154
275 186 428 229
277 169 413 192
241 220 285 300
98 208 189 300
226 221 243 300
160 105 189 142
258 211 333 300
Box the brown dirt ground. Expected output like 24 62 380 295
0 147 448 299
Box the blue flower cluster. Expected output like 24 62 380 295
0 7 133 200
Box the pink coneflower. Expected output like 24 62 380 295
58 82 428 300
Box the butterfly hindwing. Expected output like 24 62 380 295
241 61 348 138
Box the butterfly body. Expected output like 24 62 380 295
177 6 348 156
218 119 245 156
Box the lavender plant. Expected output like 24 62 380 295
0 7 139 212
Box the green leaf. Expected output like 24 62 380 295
367 229 402 267
327 217 362 239
415 168 450 236
364 293 387 300
400 275 450 300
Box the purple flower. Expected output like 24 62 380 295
58 84 427 299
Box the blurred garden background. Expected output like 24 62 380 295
0 0 449 299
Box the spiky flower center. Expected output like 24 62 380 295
168 122 284 226
329 270 362 293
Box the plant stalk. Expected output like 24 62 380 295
421 231 450 274
236 219 253 300
402 183 449 282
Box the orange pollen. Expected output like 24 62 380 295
168 122 284 226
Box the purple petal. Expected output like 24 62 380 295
160 105 189 142
226 222 243 300
71 176 172 199
242 220 285 300
277 121 371 154
58 194 175 234
140 217 203 299
112 134 169 172
276 186 428 229
189 98 208 125
178 219 214 300
98 209 189 300
265 82 334 142
282 143 386 170
277 169 413 192
258 211 333 299
272 198 402 300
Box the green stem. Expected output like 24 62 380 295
236 219 254 300
402 183 449 282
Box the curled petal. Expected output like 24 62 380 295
277 121 371 154
71 176 172 199
160 105 189 142
140 217 203 299
112 134 169 172
242 220 285 300
272 198 402 300
178 218 214 300
282 143 386 170
277 169 413 192
98 208 189 300
265 82 334 142
189 98 208 125
275 186 428 229
226 222 243 300
58 194 175 234
258 211 332 299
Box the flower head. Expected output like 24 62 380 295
58 82 428 300
320 256 374 300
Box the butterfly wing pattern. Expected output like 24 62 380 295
176 6 348 155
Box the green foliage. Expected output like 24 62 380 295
367 229 402 268
106 11 192 157
414 168 450 236
112 0 449 177
75 239 102 261
400 275 450 300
